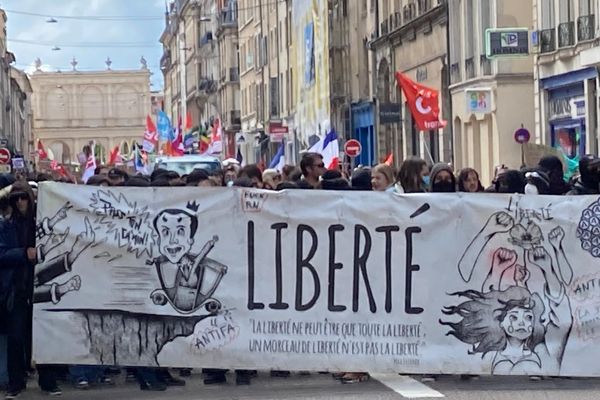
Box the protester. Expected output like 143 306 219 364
524 169 551 195
86 175 111 186
538 155 570 195
223 165 239 187
281 165 300 182
186 169 213 187
238 165 263 188
350 168 372 191
262 169 282 190
396 157 429 193
94 166 109 176
107 168 129 186
0 180 62 398
567 155 600 195
457 168 484 193
371 164 395 192
494 169 525 194
429 163 457 193
300 153 326 188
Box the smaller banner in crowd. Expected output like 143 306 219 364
33 183 600 376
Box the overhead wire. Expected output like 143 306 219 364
2 1 288 22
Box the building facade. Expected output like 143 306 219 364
449 0 534 185
0 9 34 170
372 0 451 167
216 0 241 159
533 0 600 177
30 68 151 165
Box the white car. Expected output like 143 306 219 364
154 155 221 175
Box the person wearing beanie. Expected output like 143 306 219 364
429 163 457 193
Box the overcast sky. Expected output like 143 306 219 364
4 0 166 89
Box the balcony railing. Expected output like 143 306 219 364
450 62 460 85
380 20 389 36
558 22 575 48
479 54 491 76
540 28 556 53
578 14 595 42
465 57 475 79
199 78 218 94
200 32 214 46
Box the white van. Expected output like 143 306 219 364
153 155 221 175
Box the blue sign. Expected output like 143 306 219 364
304 22 315 87
157 111 174 141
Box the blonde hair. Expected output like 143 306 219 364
372 164 395 187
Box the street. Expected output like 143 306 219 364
15 371 600 399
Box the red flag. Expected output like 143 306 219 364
395 72 446 131
185 112 193 131
108 145 121 165
146 115 157 135
169 116 184 156
37 140 48 160
50 160 58 170
384 153 393 166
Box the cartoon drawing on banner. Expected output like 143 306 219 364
147 202 228 314
577 198 600 258
442 197 574 375
34 202 93 304
35 190 236 366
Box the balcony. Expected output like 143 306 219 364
465 57 475 79
216 4 238 36
380 20 389 36
578 14 595 42
558 22 575 48
450 62 460 84
540 28 556 53
200 32 214 47
479 54 491 76
198 78 218 95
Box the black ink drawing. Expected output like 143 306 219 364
442 198 574 375
147 202 228 315
38 192 234 367
577 198 600 258
35 203 95 304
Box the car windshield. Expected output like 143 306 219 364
157 161 220 175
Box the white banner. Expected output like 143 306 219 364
33 183 600 376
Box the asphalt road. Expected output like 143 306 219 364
14 371 600 399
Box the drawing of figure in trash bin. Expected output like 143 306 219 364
148 203 227 315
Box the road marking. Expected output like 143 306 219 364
372 374 444 399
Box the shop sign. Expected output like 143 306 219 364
549 96 585 121
466 88 493 114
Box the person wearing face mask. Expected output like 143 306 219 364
429 163 456 193
567 155 600 195
495 170 526 194
524 169 551 195
395 157 429 193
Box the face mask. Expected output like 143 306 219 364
422 176 431 186
525 183 539 195
432 181 455 193
227 181 234 187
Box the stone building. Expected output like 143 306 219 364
533 0 600 172
0 9 34 169
29 66 151 165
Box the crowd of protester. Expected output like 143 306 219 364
0 151 599 397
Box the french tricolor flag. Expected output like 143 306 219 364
309 129 339 170
269 143 285 172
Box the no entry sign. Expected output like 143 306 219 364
344 139 362 158
0 147 11 164
514 128 531 144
